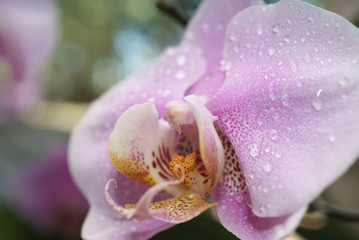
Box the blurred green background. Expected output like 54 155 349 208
1 0 359 239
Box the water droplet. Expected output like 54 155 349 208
308 16 314 22
338 76 350 86
263 162 272 172
249 144 259 157
277 60 283 66
242 215 248 221
176 55 186 66
259 204 266 213
272 24 280 34
329 134 336 143
312 89 323 111
256 24 263 35
175 70 186 80
304 53 311 63
162 89 171 97
264 146 270 153
220 60 232 71
267 47 275 56
269 129 278 140
188 192 195 198
233 45 239 53
202 22 210 31
257 119 263 126
300 36 306 43
281 94 290 107
235 195 244 204
275 151 281 158
283 35 290 43
272 111 279 121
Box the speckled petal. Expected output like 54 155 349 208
144 191 216 224
109 103 177 186
212 132 306 239
185 0 264 97
185 95 225 192
207 0 359 217
212 188 306 240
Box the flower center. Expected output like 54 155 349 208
169 152 211 198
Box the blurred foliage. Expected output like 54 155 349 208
47 0 200 102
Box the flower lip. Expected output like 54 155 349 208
106 95 225 223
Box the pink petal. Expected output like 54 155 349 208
104 175 183 222
212 187 306 240
185 0 264 97
12 144 88 235
185 95 225 191
207 0 359 217
108 103 177 186
105 173 215 224
0 0 58 69
212 132 306 239
0 0 57 117
82 207 173 240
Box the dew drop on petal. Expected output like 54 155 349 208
249 144 259 157
267 47 275 56
256 24 263 35
272 24 280 34
283 35 290 43
269 129 278 140
312 89 323 111
263 162 272 172
235 195 244 204
175 70 186 80
176 55 186 66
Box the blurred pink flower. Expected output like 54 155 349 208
12 144 89 239
0 0 57 119
69 0 359 239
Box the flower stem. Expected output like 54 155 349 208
155 0 190 26
309 197 359 222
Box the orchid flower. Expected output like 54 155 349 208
69 0 359 239
0 0 57 119
12 144 88 238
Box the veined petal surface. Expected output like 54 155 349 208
185 0 264 97
207 0 359 217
